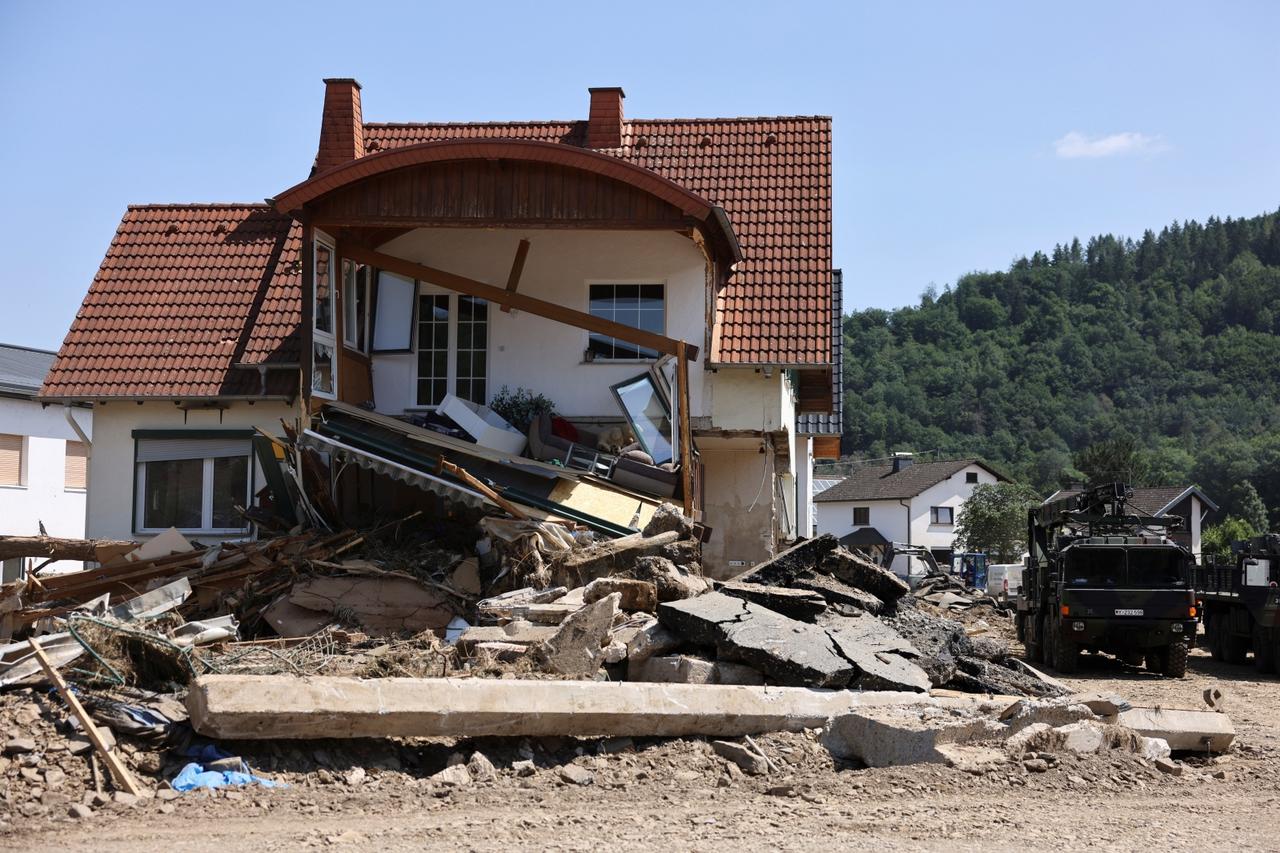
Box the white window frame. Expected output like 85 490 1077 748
312 235 338 399
134 451 254 536
584 280 667 363
342 261 371 353
930 505 954 525
410 284 491 410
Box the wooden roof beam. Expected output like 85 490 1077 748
499 239 530 314
340 244 699 361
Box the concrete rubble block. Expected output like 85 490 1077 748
659 592 856 687
641 504 697 540
583 578 657 614
1114 707 1235 753
823 613 930 693
1154 756 1183 776
628 654 765 686
288 575 453 637
430 764 472 787
1054 721 1107 755
790 572 884 615
467 751 497 781
1139 736 1172 762
558 764 593 786
937 744 1009 773
822 705 1007 768
718 582 828 622
1069 692 1132 716
473 641 531 662
1003 699 1098 733
731 535 839 586
187 674 954 740
483 602 583 625
457 624 556 649
624 621 683 667
536 593 620 677
631 556 710 602
551 531 681 588
820 547 910 602
711 740 769 775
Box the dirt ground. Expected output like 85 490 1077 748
8 638 1280 852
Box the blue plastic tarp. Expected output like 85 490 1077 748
170 744 285 792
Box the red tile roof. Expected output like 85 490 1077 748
361 115 833 366
40 205 301 399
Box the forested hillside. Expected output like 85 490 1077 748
840 208 1280 527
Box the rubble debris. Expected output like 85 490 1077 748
711 740 769 775
628 654 765 685
640 503 697 540
456 624 557 649
718 582 828 621
820 548 909 603
730 535 840 587
659 592 928 692
629 556 710 603
583 578 656 613
788 572 884 615
822 705 1006 768
287 574 455 637
534 593 620 677
550 531 681 589
623 620 682 670
185 674 949 739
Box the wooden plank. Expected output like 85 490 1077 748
0 535 136 563
27 639 143 796
438 459 528 521
499 238 531 314
676 341 694 516
339 244 699 362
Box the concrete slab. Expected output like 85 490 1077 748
718 582 828 622
821 547 910 603
1113 707 1235 753
822 705 1006 767
628 654 765 685
186 675 942 740
537 593 619 677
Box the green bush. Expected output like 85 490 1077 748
488 386 555 433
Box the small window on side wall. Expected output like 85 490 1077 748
852 506 870 526
965 471 979 484
65 441 87 490
931 506 954 525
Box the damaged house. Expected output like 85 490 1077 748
38 80 838 577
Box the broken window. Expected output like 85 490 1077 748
587 284 664 360
610 372 674 465
930 506 953 525
342 261 370 353
312 238 338 397
852 506 870 526
134 435 253 534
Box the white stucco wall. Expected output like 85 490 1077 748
371 228 712 419
0 398 91 568
85 400 296 541
906 464 1002 551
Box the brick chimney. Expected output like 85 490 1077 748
586 87 625 149
316 78 365 173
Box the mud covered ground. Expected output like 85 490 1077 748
7 641 1280 852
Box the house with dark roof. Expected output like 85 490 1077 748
0 343 92 581
40 80 836 575
814 454 1006 577
1043 485 1219 556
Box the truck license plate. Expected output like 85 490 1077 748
1114 609 1144 616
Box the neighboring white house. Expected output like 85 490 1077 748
0 344 92 581
1043 485 1218 558
814 454 1005 578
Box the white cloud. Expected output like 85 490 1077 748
1053 131 1168 159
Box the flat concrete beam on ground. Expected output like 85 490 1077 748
187 675 951 740
1114 707 1235 753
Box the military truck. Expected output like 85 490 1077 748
1195 534 1280 673
1015 483 1197 676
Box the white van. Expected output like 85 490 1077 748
986 563 1024 601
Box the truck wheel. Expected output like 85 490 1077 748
1223 630 1250 665
1206 613 1225 662
1055 636 1081 674
1162 640 1188 678
1254 627 1277 675
1015 613 1026 644
1026 615 1045 664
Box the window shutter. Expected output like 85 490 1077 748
64 441 88 489
0 434 22 486
136 438 251 463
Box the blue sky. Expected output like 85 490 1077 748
1 1 1277 351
